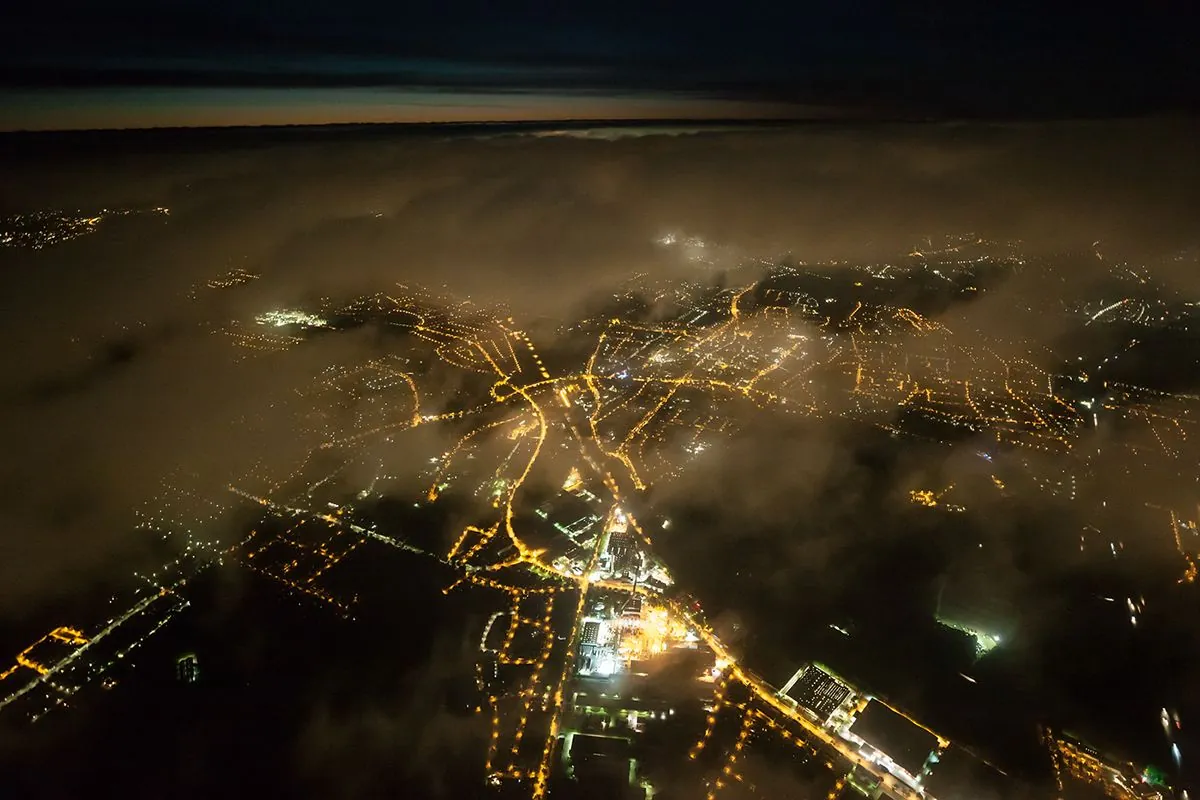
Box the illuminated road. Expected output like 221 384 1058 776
529 506 612 800
425 306 946 798
0 588 180 714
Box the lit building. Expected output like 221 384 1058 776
175 652 200 684
1050 732 1167 800
844 700 946 789
785 663 855 725
605 529 641 577
562 732 642 798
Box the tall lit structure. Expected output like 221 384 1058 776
175 652 200 684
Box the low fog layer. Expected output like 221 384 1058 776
0 117 1197 616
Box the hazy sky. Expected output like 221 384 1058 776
2 2 1197 130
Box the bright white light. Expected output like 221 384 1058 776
255 309 329 328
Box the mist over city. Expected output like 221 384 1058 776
2 3 1199 799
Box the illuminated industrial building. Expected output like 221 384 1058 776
844 700 946 790
783 663 856 725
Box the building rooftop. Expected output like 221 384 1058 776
924 745 1026 800
849 700 941 780
786 664 852 723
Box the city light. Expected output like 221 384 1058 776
6 229 1197 800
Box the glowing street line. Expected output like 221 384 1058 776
1087 298 1129 325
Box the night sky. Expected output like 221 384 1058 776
2 2 1197 130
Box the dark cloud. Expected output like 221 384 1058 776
3 2 1197 121
296 628 488 798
